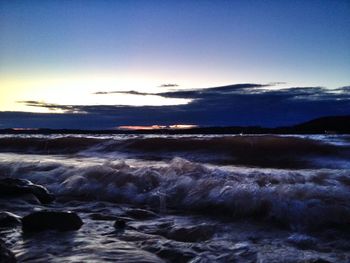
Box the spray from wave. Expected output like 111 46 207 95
1 155 349 232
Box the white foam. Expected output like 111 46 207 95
0 154 349 231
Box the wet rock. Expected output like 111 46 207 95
22 210 83 232
0 240 16 263
287 233 317 250
0 212 21 228
156 247 194 263
166 224 215 242
0 178 54 204
125 208 158 220
114 218 127 229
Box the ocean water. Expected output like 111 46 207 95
0 134 349 262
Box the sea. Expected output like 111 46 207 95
0 134 349 262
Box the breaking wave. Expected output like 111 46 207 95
1 157 349 232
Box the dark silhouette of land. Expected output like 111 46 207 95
0 115 349 134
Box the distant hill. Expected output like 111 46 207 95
291 115 350 133
0 115 349 134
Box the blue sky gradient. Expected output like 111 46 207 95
0 0 349 128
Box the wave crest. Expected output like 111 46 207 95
1 157 349 231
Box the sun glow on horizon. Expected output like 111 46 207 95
0 70 344 115
118 124 198 130
0 73 195 113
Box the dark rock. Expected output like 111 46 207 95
125 208 158 220
114 218 127 229
166 224 215 242
0 212 21 228
22 210 83 232
0 240 16 263
0 178 54 204
157 247 194 263
287 233 317 250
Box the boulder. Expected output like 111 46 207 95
0 241 16 263
0 178 54 204
0 212 21 228
156 247 195 263
22 211 83 232
114 218 127 229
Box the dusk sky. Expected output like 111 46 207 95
0 0 349 129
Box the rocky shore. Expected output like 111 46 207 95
1 176 349 262
1 177 226 262
0 178 85 262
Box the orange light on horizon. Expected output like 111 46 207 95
117 124 198 130
118 125 167 130
11 128 40 131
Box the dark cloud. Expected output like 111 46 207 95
158 84 179 87
335 86 350 93
268 82 287 86
158 83 271 99
92 83 180 96
92 83 269 97
17 101 85 113
0 111 118 129
93 90 151 96
4 83 350 129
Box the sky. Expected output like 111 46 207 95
0 0 349 129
